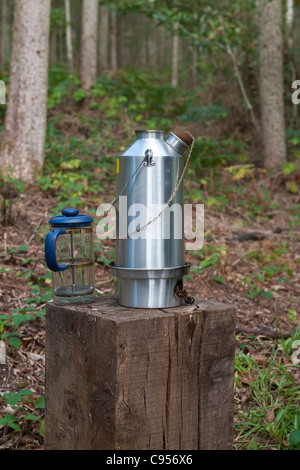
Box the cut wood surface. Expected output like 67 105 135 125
45 295 236 450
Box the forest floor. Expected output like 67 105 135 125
0 106 300 450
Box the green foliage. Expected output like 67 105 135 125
180 103 228 125
0 259 50 350
224 164 255 180
282 162 295 175
235 332 300 450
0 168 26 195
0 389 44 435
47 65 182 130
73 88 87 102
48 70 81 109
37 158 89 201
286 129 300 160
89 67 177 128
50 7 66 32
95 242 115 267
0 304 46 349
289 415 300 448
109 0 258 53
188 136 246 174
191 245 227 276
242 263 293 301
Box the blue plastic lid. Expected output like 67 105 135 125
49 208 93 228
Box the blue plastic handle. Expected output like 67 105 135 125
45 228 68 272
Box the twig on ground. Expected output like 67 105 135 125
236 325 291 339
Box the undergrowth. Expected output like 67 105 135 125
235 328 300 450
0 65 300 449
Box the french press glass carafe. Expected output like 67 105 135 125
45 208 95 305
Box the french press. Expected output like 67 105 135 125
45 208 95 305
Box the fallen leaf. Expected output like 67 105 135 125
237 371 257 385
252 354 267 365
285 180 298 194
267 409 275 423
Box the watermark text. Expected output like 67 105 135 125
96 197 204 250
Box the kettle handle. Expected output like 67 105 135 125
45 229 68 272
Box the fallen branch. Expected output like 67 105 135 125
0 281 17 290
236 325 291 339
96 278 114 286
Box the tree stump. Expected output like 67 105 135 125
45 295 236 450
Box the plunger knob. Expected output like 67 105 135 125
62 208 79 217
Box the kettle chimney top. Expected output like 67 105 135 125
165 127 193 155
171 127 193 147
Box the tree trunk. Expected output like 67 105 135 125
0 0 7 67
110 10 118 71
286 0 294 49
80 0 98 91
0 0 51 182
259 0 286 169
171 23 179 87
50 28 57 65
98 6 109 74
147 22 157 70
65 0 73 71
58 26 64 63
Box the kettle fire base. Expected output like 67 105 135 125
110 262 191 308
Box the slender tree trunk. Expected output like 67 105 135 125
171 23 179 87
119 14 131 68
80 0 99 90
98 6 109 74
50 28 57 65
157 25 166 68
286 0 294 49
110 10 118 71
0 0 51 181
58 26 64 63
65 0 73 71
259 0 286 169
147 23 157 70
0 0 7 67
136 15 147 70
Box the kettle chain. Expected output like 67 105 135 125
125 130 195 238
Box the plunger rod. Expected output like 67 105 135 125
70 233 76 292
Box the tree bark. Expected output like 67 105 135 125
98 6 109 74
65 0 73 71
259 0 286 169
0 0 51 182
80 0 99 90
110 10 118 71
0 0 7 67
45 295 236 450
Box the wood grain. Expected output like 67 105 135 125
45 295 236 450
